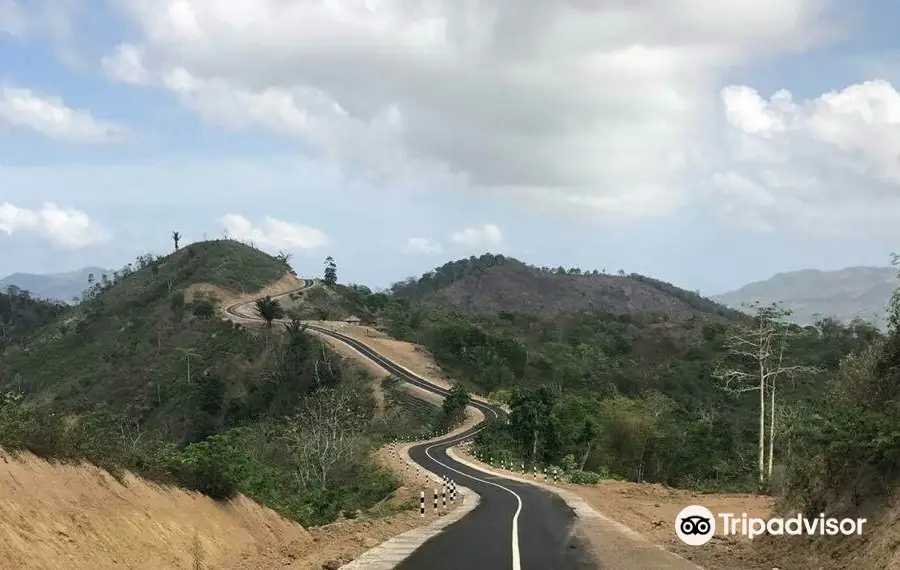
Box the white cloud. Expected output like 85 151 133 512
102 44 152 85
0 202 110 248
0 87 129 143
402 237 442 255
713 79 900 234
102 0 838 219
0 0 79 41
219 214 329 251
451 224 502 247
0 0 27 38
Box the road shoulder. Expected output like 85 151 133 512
446 446 704 570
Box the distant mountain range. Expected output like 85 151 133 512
0 267 108 303
712 266 898 329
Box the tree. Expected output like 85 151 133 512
323 256 337 287
441 384 471 428
174 347 200 384
508 387 558 464
172 231 181 251
254 296 284 327
276 251 295 275
712 302 819 484
281 388 365 490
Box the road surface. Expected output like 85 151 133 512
226 283 597 570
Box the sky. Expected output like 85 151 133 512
3 0 900 295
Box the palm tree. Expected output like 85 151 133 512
172 231 181 251
254 296 284 327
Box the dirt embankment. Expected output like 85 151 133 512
0 445 476 570
185 272 305 307
0 449 311 570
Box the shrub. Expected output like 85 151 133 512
172 435 238 500
567 469 604 484
191 299 216 319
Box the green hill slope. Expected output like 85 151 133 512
0 287 68 349
0 240 299 435
0 240 431 526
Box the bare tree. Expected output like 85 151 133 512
281 389 365 490
174 347 200 383
120 419 144 454
712 302 819 484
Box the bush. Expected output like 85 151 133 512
567 469 604 484
172 435 238 500
0 393 69 457
191 299 216 319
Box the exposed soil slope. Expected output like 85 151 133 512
0 449 311 570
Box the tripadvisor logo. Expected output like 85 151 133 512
675 505 867 546
676 505 716 546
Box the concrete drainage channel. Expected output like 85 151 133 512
339 442 480 570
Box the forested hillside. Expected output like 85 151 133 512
340 254 882 493
0 286 67 349
0 240 440 526
388 254 742 320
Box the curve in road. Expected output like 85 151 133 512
227 282 596 570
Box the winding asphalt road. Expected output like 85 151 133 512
225 281 597 570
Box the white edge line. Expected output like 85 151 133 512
303 326 523 570
231 288 522 569
444 448 706 570
423 424 522 570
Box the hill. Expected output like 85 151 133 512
389 254 741 320
0 240 299 432
0 239 434 527
712 266 897 329
0 266 108 303
0 287 67 349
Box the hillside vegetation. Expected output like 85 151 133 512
0 286 68 349
331 254 880 494
0 240 440 527
388 254 742 320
